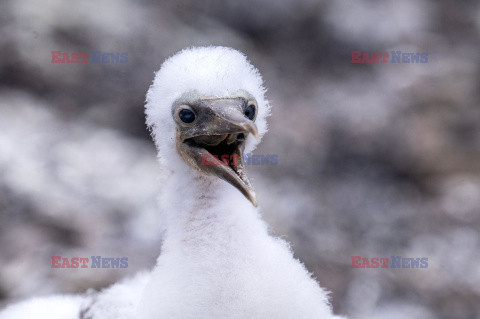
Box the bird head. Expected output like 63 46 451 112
145 46 270 206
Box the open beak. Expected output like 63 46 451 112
176 98 259 206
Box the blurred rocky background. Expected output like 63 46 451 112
1 0 479 318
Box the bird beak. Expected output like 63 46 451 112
176 98 259 206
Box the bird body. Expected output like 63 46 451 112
136 172 334 319
0 46 343 319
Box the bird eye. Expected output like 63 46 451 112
244 104 256 120
179 109 196 124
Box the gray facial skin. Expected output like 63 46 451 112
172 90 259 206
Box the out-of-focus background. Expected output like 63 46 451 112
1 0 479 318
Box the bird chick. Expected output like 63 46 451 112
0 46 345 319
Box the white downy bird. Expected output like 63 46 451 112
0 46 345 319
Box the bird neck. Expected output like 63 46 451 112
158 167 267 253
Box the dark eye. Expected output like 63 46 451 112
244 104 256 120
179 109 196 123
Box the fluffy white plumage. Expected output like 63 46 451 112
0 295 84 319
0 46 344 319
